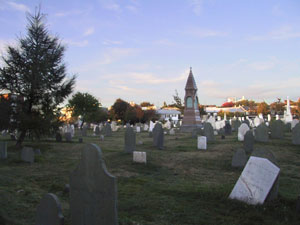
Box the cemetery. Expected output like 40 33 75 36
1 2 300 225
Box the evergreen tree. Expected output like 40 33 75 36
0 10 75 146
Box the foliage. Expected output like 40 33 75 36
140 102 154 107
0 10 75 146
172 89 184 113
256 102 270 115
67 92 102 127
270 101 285 115
221 102 234 107
235 99 257 108
111 98 130 121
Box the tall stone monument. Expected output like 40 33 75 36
181 67 201 132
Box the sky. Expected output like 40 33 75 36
0 0 300 107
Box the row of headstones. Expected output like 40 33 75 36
0 143 41 162
238 121 300 145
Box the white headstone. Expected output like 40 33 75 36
136 126 141 133
229 156 280 205
238 123 250 141
267 114 271 122
143 124 149 131
291 119 299 129
197 136 207 150
149 121 155 132
133 151 146 164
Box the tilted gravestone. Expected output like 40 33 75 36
255 123 269 142
203 123 215 142
251 148 279 201
21 147 34 163
229 156 280 205
0 142 7 159
35 193 64 225
270 120 285 139
238 123 250 141
197 136 207 150
224 122 232 135
244 130 254 154
133 151 146 164
153 123 164 150
292 123 300 145
70 143 117 225
124 126 136 153
231 148 247 168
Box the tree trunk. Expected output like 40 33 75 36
16 130 26 148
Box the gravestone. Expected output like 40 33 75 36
224 123 232 135
64 132 72 142
203 123 214 142
153 123 164 150
34 149 41 155
251 148 279 201
95 125 100 135
143 124 149 131
21 147 34 163
124 126 136 153
238 123 250 141
0 142 7 159
78 138 83 143
35 193 64 225
244 130 254 154
104 123 112 137
100 135 104 141
270 120 285 139
229 156 280 205
232 120 241 132
255 123 269 142
70 143 117 225
292 123 300 145
55 133 62 142
82 126 87 137
169 128 175 135
284 123 291 133
231 148 247 168
133 151 146 164
197 136 207 150
291 119 299 129
136 126 141 133
242 119 250 127
192 127 202 138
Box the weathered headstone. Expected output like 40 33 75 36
153 123 164 150
291 119 299 129
133 151 146 164
34 149 41 155
203 123 215 142
284 123 291 133
124 126 136 153
82 126 87 137
64 132 72 142
95 125 100 135
70 143 117 225
232 120 241 132
229 156 280 205
104 122 112 137
169 128 175 135
100 135 104 141
231 148 247 168
251 148 279 201
136 126 141 133
292 123 300 145
0 142 7 159
255 123 269 142
270 120 285 139
224 123 232 135
244 130 254 153
238 123 250 141
242 119 250 127
21 147 34 163
55 132 62 142
35 193 64 225
197 136 207 150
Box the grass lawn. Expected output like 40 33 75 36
0 128 300 225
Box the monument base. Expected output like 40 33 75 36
180 124 203 133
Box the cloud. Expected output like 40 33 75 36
54 9 88 17
247 26 300 41
63 39 89 47
129 72 186 85
186 28 228 38
6 1 30 12
83 27 95 36
248 61 276 71
189 0 203 16
153 39 175 46
102 40 122 45
125 5 138 12
98 0 121 12
272 4 284 16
